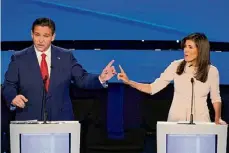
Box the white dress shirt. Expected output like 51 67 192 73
150 59 221 122
34 45 51 77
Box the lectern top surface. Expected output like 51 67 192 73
10 120 79 124
157 121 223 125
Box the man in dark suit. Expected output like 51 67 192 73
2 17 116 121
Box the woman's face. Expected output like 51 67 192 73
184 40 198 65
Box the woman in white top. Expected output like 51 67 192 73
117 33 226 124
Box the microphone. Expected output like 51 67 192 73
189 78 195 125
41 75 48 124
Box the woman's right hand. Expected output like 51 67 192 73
117 65 130 84
117 65 152 94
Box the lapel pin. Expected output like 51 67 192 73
57 57 60 60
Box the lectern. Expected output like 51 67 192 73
157 121 228 153
10 121 80 153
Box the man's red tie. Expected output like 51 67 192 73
40 53 49 91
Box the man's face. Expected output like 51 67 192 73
31 26 55 52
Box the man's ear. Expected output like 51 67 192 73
52 33 56 41
31 30 34 39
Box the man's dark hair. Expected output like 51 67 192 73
32 17 55 35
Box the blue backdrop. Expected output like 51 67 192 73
1 0 229 41
1 50 229 85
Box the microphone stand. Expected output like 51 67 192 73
41 76 48 124
189 78 195 125
177 78 195 125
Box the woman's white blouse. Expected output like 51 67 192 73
150 59 221 122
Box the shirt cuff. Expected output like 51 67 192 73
10 104 16 111
98 76 108 88
101 82 108 88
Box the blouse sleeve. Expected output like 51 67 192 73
150 60 179 95
209 66 222 103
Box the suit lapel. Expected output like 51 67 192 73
47 45 60 96
27 46 43 88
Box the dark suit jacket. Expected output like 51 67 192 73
2 45 103 121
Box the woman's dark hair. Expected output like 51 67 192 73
176 33 211 83
31 17 55 35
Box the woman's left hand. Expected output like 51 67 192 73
215 118 227 125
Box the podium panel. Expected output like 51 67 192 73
20 133 70 153
167 134 216 153
10 121 80 153
157 122 228 153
